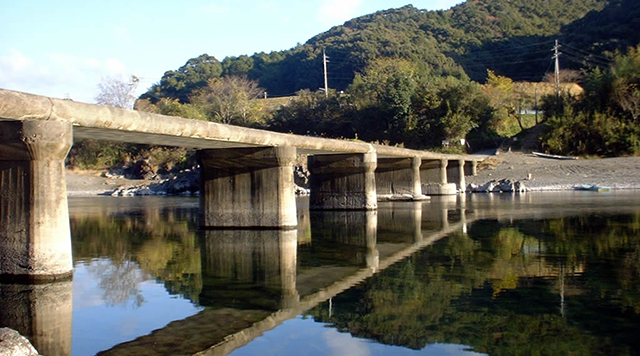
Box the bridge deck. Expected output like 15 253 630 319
0 89 481 160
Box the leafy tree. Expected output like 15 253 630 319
485 70 525 132
191 75 265 126
269 90 357 138
612 45 640 121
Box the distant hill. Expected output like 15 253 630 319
141 0 639 103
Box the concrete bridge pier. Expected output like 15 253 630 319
464 160 478 176
446 159 466 192
376 156 422 199
308 153 377 210
199 229 299 310
0 281 73 356
0 120 73 281
421 159 456 195
198 146 297 229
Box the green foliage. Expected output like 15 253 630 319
267 59 490 149
269 90 357 138
307 214 640 355
136 98 208 121
141 54 223 103
131 0 640 154
67 138 194 173
191 75 266 126
542 46 640 156
67 139 130 169
141 0 616 99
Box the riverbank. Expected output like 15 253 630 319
466 152 640 191
65 152 640 196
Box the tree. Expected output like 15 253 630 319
95 75 139 109
191 75 265 126
612 45 640 121
485 70 525 131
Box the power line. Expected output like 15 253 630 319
559 42 611 62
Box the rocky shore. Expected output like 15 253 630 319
466 152 640 192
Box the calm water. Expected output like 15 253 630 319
1 192 640 356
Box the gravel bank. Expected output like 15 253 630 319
466 152 640 191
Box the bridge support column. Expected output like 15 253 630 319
376 156 422 199
464 160 478 176
421 159 456 195
446 159 466 192
308 153 377 210
0 120 73 281
198 146 297 229
0 281 73 356
200 229 299 310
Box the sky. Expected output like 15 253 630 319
1 0 463 104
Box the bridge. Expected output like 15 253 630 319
0 88 483 281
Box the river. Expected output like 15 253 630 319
1 192 640 356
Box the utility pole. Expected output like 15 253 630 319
535 88 539 124
323 49 329 97
552 40 561 100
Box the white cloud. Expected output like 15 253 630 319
318 0 364 25
324 329 371 356
0 49 130 103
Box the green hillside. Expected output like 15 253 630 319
137 0 640 103
127 0 640 157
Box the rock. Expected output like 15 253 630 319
497 179 514 192
294 165 309 189
295 185 310 196
0 328 40 356
471 179 527 193
473 180 498 193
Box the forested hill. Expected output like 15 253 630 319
141 0 638 103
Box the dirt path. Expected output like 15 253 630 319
466 152 640 191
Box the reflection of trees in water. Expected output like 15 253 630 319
88 258 148 308
71 207 202 306
307 214 640 355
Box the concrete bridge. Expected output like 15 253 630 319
0 88 483 281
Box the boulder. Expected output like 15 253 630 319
0 328 40 356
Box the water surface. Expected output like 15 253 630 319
1 192 639 356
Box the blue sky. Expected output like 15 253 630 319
1 0 463 104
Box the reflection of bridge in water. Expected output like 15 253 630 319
3 192 636 356
99 200 469 356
